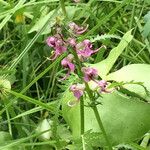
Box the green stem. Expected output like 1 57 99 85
71 49 84 135
60 0 67 18
93 107 112 150
85 83 113 150
71 49 113 150
80 96 84 135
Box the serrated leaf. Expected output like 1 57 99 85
90 34 121 43
106 64 150 100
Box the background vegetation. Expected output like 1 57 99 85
0 0 150 149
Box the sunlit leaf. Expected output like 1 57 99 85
61 89 150 146
89 30 133 78
106 64 150 100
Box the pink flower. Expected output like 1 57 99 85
46 36 67 60
46 36 57 47
69 22 88 35
95 80 112 93
97 80 108 92
76 39 99 60
81 67 98 82
60 54 75 80
70 83 85 100
67 38 77 47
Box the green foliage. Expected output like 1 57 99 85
106 64 150 101
0 0 150 149
90 30 133 78
61 89 150 147
90 34 121 43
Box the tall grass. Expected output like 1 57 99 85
0 0 150 149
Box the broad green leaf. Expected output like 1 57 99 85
106 64 150 100
90 30 133 79
62 89 80 138
36 119 52 141
62 90 150 146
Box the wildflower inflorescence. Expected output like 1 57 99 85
46 22 110 105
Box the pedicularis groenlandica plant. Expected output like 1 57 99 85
46 22 113 150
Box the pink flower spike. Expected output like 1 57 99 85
69 22 88 35
81 67 98 82
70 84 85 100
60 54 75 80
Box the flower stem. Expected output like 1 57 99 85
60 0 67 18
93 106 112 150
71 49 85 135
85 83 113 150
71 49 113 150
80 96 84 135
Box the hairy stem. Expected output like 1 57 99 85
85 83 113 150
71 49 113 150
71 49 85 135
80 96 84 135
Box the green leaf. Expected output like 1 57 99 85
36 119 52 141
61 90 150 146
90 34 121 43
62 89 80 138
89 30 133 79
106 64 150 100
